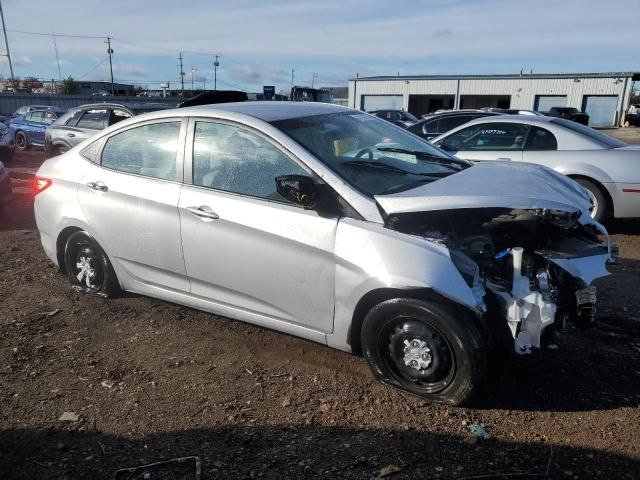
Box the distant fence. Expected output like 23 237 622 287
0 93 178 116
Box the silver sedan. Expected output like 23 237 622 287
34 103 613 405
432 115 640 222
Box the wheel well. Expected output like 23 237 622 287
568 175 613 214
56 227 83 273
348 288 482 356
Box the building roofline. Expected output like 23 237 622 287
351 72 640 82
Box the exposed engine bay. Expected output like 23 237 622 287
386 208 615 354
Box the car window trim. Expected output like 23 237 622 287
91 117 187 184
183 116 316 207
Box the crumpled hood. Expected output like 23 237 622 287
375 162 592 215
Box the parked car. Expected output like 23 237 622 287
0 160 11 207
44 102 173 157
34 102 613 405
432 115 640 221
0 122 15 162
407 110 501 141
11 107 67 151
369 110 418 127
13 105 57 118
544 107 589 125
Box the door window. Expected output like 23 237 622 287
27 111 44 122
436 115 473 133
192 121 308 202
442 122 530 151
76 109 109 129
101 121 181 181
524 126 557 151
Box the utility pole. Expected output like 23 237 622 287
311 72 318 88
0 0 15 85
178 52 185 94
213 55 219 91
191 66 196 91
106 36 114 95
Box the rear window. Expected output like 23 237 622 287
551 118 626 148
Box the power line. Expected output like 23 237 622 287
5 28 106 39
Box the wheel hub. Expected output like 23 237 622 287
76 255 96 287
402 338 432 371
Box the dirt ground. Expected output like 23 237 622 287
1 144 640 480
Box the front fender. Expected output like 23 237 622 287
327 218 481 352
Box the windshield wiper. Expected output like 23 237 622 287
376 147 469 170
341 159 414 175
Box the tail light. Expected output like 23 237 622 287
33 176 52 196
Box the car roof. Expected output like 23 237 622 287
459 114 556 126
176 101 350 122
74 102 173 111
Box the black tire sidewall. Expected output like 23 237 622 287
361 298 486 405
575 178 607 223
15 131 28 151
63 231 119 297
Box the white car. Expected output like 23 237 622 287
432 115 640 221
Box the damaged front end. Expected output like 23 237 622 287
386 208 616 354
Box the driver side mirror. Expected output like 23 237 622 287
276 175 318 209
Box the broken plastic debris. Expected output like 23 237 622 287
467 423 487 440
58 411 79 422
114 456 201 480
100 380 115 389
378 464 402 477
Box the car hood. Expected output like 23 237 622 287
613 145 640 152
375 162 592 215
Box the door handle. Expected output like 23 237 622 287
67 133 75 138
186 206 219 220
86 181 108 192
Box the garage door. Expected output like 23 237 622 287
582 96 618 127
534 95 566 112
361 95 403 112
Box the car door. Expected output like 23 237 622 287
77 119 189 292
435 121 527 163
178 119 338 333
26 111 48 146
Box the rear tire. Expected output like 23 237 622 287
15 131 29 151
575 178 608 223
63 231 120 297
361 298 487 406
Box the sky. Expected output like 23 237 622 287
0 0 638 93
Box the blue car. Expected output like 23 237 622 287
11 107 67 151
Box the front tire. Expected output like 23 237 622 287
15 131 29 151
361 298 486 405
63 231 120 297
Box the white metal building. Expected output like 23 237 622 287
348 72 638 126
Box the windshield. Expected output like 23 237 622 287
271 111 468 196
551 118 626 148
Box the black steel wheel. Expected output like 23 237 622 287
63 231 120 297
15 131 29 151
361 298 486 405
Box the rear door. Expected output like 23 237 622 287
25 111 47 146
435 121 527 163
178 119 338 333
77 118 189 292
